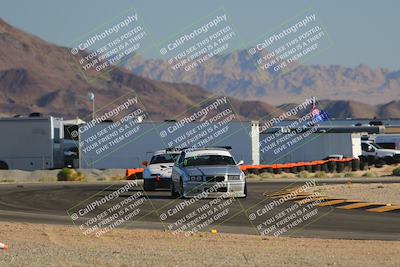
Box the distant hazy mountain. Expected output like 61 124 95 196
1 18 400 121
125 50 400 106
0 18 283 121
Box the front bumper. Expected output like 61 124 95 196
145 177 171 188
182 181 246 198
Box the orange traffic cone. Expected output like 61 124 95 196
0 242 8 250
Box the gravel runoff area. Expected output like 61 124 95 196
0 222 399 267
310 183 400 204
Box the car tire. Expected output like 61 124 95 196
384 156 394 165
143 179 155 191
179 179 185 198
170 182 179 198
367 155 378 165
375 160 385 168
243 183 247 198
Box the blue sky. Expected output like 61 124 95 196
1 0 399 69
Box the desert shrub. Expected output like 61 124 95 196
344 172 357 178
260 172 274 179
392 167 400 176
57 168 86 182
362 172 377 178
0 179 15 183
245 173 259 179
297 171 312 179
313 171 328 178
248 168 260 175
277 174 294 179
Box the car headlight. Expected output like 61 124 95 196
189 175 203 182
228 175 241 180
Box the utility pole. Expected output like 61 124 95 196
88 92 95 120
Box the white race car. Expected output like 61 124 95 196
142 149 181 191
170 147 246 198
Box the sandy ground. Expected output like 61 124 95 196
0 222 399 267
0 169 126 183
310 183 400 204
0 164 397 184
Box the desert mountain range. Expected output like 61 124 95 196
1 18 400 121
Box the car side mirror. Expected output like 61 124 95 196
237 160 244 166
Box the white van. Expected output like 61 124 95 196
374 134 400 150
361 141 400 163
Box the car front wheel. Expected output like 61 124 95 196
170 181 179 198
179 179 185 198
241 183 247 199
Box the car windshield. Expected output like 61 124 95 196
371 143 382 149
182 154 236 167
150 154 180 164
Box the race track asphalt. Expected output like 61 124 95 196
0 180 399 240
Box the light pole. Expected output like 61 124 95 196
88 92 95 120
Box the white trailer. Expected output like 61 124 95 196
260 129 362 164
0 116 64 170
79 121 259 169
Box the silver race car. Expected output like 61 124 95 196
170 147 247 198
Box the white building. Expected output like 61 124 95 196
79 121 260 169
259 126 364 164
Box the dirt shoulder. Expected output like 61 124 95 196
0 169 126 183
310 183 400 204
0 222 399 267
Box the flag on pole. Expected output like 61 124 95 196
311 97 329 122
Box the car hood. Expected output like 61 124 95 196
183 165 242 176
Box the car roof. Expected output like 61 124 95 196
153 150 181 156
184 149 232 158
